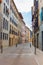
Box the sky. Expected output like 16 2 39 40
14 0 34 30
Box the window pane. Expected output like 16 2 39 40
3 18 8 30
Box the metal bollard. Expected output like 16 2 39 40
30 43 31 48
16 44 17 47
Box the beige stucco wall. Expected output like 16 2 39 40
0 0 10 47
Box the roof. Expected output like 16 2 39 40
18 12 23 19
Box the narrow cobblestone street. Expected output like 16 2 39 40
0 43 38 65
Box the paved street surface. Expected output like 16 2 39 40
0 43 38 65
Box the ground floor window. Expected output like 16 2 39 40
3 33 8 40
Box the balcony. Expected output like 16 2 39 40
10 17 17 27
12 30 18 35
10 29 18 36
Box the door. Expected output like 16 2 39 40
9 38 11 46
42 31 43 51
37 33 39 48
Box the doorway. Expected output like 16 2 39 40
9 38 13 46
37 33 39 48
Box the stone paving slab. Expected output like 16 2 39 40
12 56 38 65
0 43 38 65
34 49 43 65
0 55 38 65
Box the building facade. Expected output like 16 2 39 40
0 0 32 47
0 0 10 47
0 0 27 47
32 0 39 48
38 0 43 50
18 12 26 43
9 0 19 46
32 0 43 51
21 21 26 43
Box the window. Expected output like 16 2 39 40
3 18 8 30
6 6 9 17
3 18 5 29
6 0 9 5
3 33 8 40
6 20 8 30
3 3 9 17
6 34 8 40
10 5 16 16
10 17 17 27
3 3 6 14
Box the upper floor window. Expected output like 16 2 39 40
3 18 8 30
10 5 16 16
3 3 9 17
10 17 17 27
3 3 6 14
6 0 9 5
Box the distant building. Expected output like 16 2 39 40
30 30 33 43
18 12 26 43
25 26 30 43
